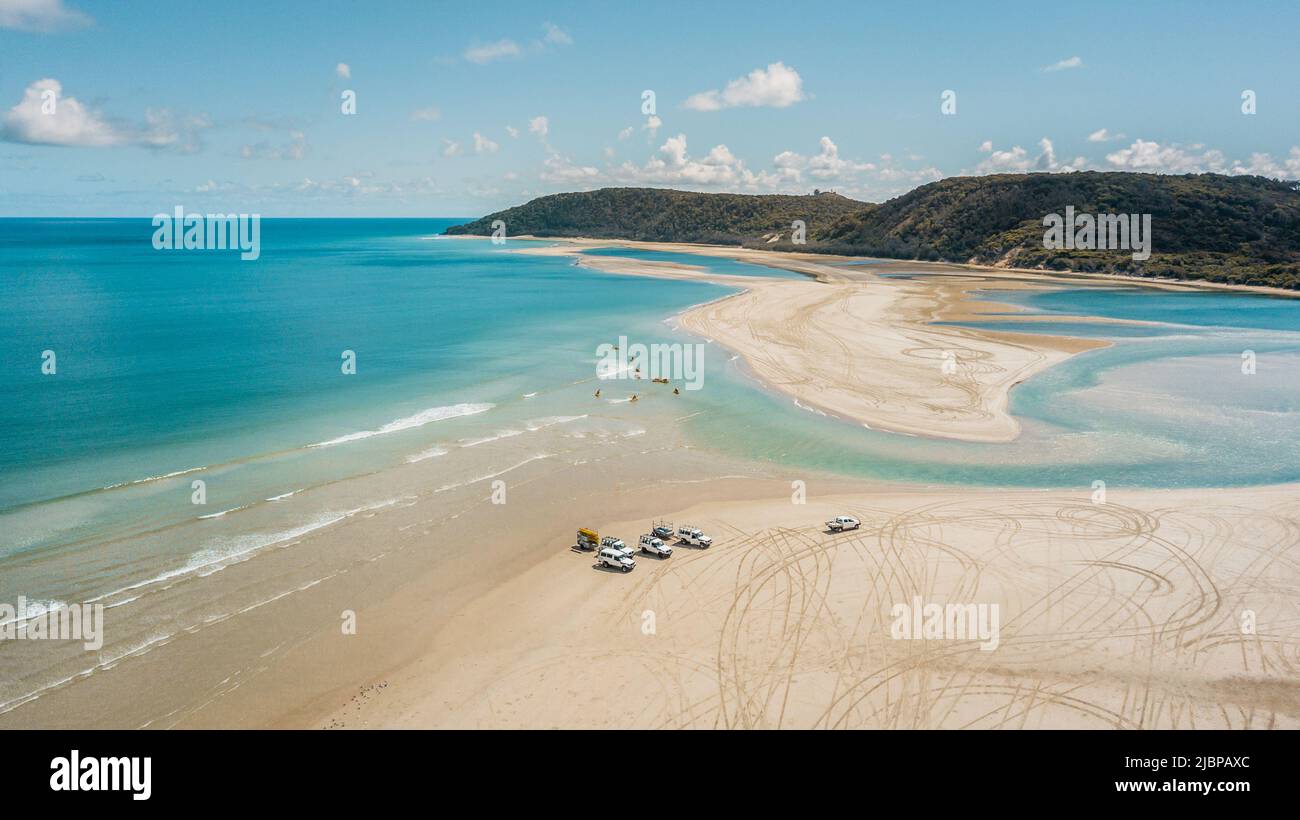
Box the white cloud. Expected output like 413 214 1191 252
617 126 633 141
533 128 942 201
528 115 548 138
336 62 351 80
772 136 875 183
464 39 521 64
441 138 462 157
138 108 210 154
542 22 572 46
410 106 441 122
2 79 210 151
241 130 306 161
1088 128 1123 142
643 115 661 137
0 0 90 32
473 131 499 154
965 134 1300 180
616 134 755 186
2 78 120 146
1043 56 1084 72
505 125 520 138
970 138 1083 174
1227 147 1300 178
1103 139 1225 173
464 23 572 65
683 62 805 111
1099 138 1300 177
977 140 992 153
539 152 602 184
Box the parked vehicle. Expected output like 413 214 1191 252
675 525 712 548
597 547 635 572
651 520 674 540
576 528 600 551
601 535 634 558
639 533 672 558
826 516 861 532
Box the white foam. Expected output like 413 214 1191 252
84 498 407 607
309 402 493 448
435 454 552 493
524 414 587 431
102 465 206 490
0 598 68 630
793 398 828 416
460 429 524 447
266 490 301 502
405 446 449 463
198 504 248 520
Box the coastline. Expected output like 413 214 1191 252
510 237 1109 442
4 233 1297 731
499 234 1300 299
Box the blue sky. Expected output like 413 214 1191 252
2 0 1298 216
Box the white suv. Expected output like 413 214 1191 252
826 516 861 532
639 534 672 558
597 547 635 572
676 526 712 548
601 535 634 558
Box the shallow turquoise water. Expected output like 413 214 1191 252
3 219 1300 563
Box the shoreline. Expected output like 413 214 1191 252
5 231 1297 731
486 233 1300 299
506 236 1108 443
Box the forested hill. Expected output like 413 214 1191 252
446 174 1300 289
443 187 866 245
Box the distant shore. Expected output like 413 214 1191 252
465 232 1300 300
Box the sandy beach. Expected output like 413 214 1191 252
325 481 1300 729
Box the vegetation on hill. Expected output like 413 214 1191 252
443 187 866 245
815 172 1300 289
445 173 1300 289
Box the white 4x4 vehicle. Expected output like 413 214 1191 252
675 526 712 548
597 547 635 572
826 516 861 532
639 534 672 558
601 535 634 558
